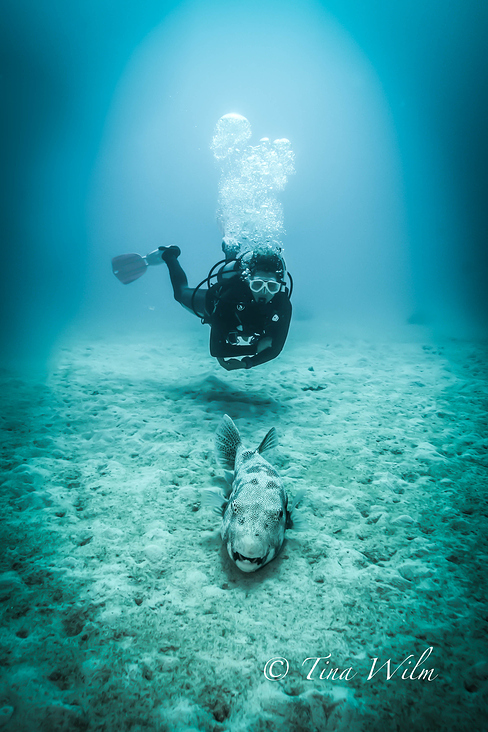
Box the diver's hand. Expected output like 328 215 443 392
256 337 272 354
218 358 247 371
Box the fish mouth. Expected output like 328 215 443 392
233 551 266 566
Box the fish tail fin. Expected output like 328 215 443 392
286 489 307 531
257 427 278 455
215 414 241 470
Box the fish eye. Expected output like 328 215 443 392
268 509 283 522
232 501 239 513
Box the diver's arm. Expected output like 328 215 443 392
242 301 292 369
217 357 247 370
242 346 278 369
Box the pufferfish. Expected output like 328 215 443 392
204 415 305 572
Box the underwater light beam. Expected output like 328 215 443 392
88 0 410 332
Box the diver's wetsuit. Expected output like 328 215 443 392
163 249 291 369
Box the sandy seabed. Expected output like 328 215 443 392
0 325 487 731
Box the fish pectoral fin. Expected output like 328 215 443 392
286 489 307 531
257 426 278 454
201 488 228 515
223 469 234 485
287 511 306 532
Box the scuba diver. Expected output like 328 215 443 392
111 244 292 370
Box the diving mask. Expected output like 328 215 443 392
249 278 281 295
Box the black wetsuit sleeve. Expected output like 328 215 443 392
243 298 292 369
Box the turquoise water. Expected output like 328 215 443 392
1 1 487 730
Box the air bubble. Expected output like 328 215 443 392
211 114 295 260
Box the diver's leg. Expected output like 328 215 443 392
187 289 207 318
161 246 207 317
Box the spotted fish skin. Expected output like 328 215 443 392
212 414 302 573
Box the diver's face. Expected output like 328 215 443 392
248 270 281 303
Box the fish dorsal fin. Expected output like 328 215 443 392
215 415 241 470
257 427 278 455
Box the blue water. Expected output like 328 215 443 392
1 1 487 730
1 0 487 362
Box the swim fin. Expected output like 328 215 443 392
112 253 147 284
112 249 163 284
